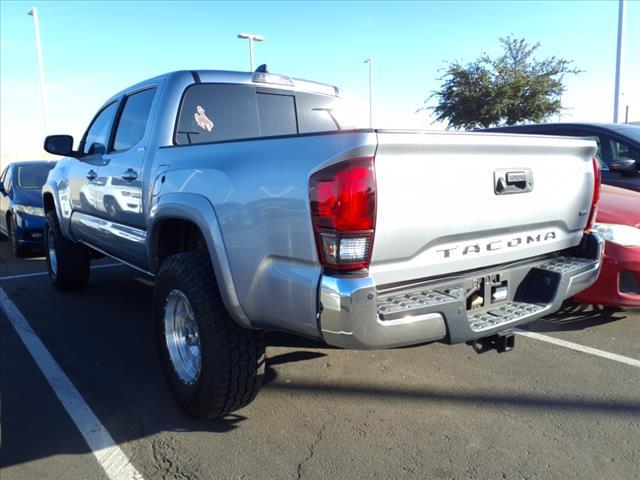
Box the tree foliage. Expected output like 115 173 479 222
424 37 581 130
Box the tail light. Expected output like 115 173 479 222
585 156 601 232
309 157 376 271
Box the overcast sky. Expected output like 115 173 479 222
1 0 639 163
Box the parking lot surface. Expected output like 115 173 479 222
1 241 639 480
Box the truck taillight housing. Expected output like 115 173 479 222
309 157 376 271
585 156 601 232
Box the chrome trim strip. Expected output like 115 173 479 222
71 212 146 246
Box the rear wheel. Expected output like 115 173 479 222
153 251 265 419
8 215 29 257
45 210 90 291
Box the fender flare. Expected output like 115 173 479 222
148 192 252 329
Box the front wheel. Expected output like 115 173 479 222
45 210 91 291
153 251 265 419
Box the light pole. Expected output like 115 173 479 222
364 58 373 128
237 32 264 71
613 0 626 123
28 7 48 134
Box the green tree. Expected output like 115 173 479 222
423 37 581 130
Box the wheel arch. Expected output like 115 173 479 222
41 180 74 239
148 192 251 329
42 191 56 215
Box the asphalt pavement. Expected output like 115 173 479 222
1 240 639 480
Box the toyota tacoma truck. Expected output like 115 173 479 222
42 68 603 419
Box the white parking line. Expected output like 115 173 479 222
515 328 640 369
0 263 123 281
0 286 144 480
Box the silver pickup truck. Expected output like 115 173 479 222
42 68 603 419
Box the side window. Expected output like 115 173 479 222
175 84 259 145
609 139 639 161
3 167 12 192
1 167 10 192
256 93 297 137
82 102 118 156
295 92 344 133
113 88 156 151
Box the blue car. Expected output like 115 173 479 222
482 123 640 192
0 160 57 257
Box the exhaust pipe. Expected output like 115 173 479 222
469 331 515 354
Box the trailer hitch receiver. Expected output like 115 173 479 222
469 331 515 354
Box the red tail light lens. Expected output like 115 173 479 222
310 157 376 271
586 156 601 231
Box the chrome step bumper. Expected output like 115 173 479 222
318 233 603 349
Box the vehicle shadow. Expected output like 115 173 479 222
525 301 627 333
2 264 639 474
267 331 330 350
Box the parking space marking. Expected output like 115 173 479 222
515 329 640 368
0 286 144 480
0 263 123 281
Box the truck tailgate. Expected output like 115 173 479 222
370 131 598 287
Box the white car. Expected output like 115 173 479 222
79 176 141 218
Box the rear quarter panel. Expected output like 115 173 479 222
152 131 376 337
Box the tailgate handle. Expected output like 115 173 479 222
494 169 533 195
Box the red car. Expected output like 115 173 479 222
573 184 640 307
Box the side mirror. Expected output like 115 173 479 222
608 157 637 177
0 183 5 196
44 135 78 157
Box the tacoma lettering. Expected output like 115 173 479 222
436 231 557 259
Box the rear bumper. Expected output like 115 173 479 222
318 233 603 349
573 242 640 308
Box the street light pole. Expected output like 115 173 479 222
364 58 373 128
237 32 265 71
613 0 626 123
28 7 48 134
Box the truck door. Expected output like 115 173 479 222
87 86 157 265
68 101 119 240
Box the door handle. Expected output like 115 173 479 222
121 168 138 181
86 169 97 181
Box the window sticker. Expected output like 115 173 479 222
194 105 214 132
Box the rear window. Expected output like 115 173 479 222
175 84 259 145
174 84 352 145
256 93 297 136
17 164 55 189
295 92 344 133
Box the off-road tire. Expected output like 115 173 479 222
45 210 90 291
153 251 266 419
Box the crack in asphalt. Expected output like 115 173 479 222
151 437 200 480
295 422 328 480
